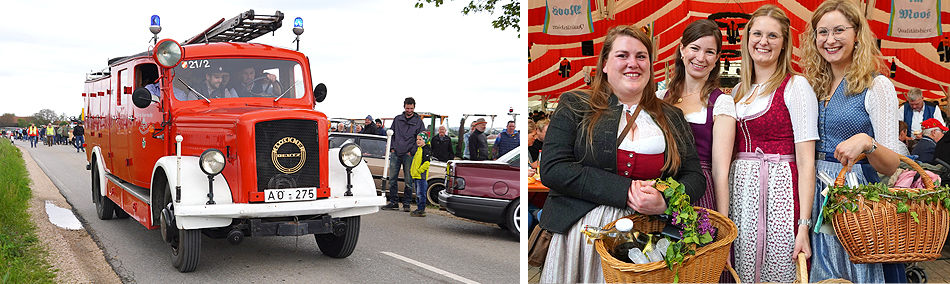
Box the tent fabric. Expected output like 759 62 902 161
528 0 950 104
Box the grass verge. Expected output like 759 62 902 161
0 139 57 283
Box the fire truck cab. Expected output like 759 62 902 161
82 10 385 272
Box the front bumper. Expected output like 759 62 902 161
175 195 385 229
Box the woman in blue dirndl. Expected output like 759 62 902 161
800 0 909 282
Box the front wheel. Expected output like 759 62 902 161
171 229 201 272
165 185 200 272
505 199 521 236
315 216 360 258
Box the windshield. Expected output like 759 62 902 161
497 146 520 167
171 58 305 101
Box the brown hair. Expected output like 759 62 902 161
576 25 682 174
735 5 797 103
801 0 886 101
665 19 723 106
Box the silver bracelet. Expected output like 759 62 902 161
798 219 812 227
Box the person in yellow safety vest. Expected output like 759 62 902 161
45 123 55 147
27 123 38 148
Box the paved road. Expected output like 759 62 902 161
17 139 519 283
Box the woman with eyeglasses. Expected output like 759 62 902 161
728 5 818 283
800 0 908 282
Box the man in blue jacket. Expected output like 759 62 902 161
381 97 426 212
900 88 944 139
492 120 519 159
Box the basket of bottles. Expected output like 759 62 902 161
824 153 950 264
592 208 737 283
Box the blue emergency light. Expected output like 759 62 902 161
294 17 303 28
150 15 162 42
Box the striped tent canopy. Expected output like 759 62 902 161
528 0 950 107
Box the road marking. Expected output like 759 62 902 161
381 251 480 284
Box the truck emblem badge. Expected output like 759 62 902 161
271 137 306 174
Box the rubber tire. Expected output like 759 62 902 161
426 180 444 207
315 216 360 258
171 229 201 272
505 199 521 236
166 184 200 273
92 164 115 220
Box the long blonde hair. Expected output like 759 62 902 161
572 25 682 174
735 5 797 102
801 0 886 101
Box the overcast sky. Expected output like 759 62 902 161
0 0 524 130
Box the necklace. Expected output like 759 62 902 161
677 91 700 103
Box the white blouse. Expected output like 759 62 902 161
731 75 820 143
862 75 909 156
656 89 738 124
617 103 666 154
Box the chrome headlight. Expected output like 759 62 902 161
339 143 362 169
153 39 183 68
199 148 225 175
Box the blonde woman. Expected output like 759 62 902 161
801 0 908 282
729 5 818 283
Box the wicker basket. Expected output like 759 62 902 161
831 153 949 264
593 208 737 283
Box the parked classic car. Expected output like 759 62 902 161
329 133 446 206
440 145 521 236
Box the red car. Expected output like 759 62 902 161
439 145 521 236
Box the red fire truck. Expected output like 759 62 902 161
82 10 385 272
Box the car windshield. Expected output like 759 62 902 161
171 58 306 101
497 146 520 167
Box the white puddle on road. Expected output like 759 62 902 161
45 201 83 230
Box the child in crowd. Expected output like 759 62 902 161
410 132 432 217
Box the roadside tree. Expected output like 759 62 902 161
414 0 520 33
0 113 16 127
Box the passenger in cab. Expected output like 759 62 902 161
198 67 237 99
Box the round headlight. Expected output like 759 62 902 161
154 39 183 68
339 143 363 169
199 148 226 175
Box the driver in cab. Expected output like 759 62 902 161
238 66 281 97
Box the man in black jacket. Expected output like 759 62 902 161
430 125 454 162
468 118 489 161
381 98 426 212
73 122 85 152
360 115 378 135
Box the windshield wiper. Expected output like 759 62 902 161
177 78 211 103
273 80 299 102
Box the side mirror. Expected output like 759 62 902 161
132 88 157 108
314 83 327 103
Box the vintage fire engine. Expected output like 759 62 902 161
82 10 385 272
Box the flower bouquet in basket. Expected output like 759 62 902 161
819 154 950 264
584 177 732 283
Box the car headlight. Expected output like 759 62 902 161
339 143 362 169
199 148 225 175
153 39 183 68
